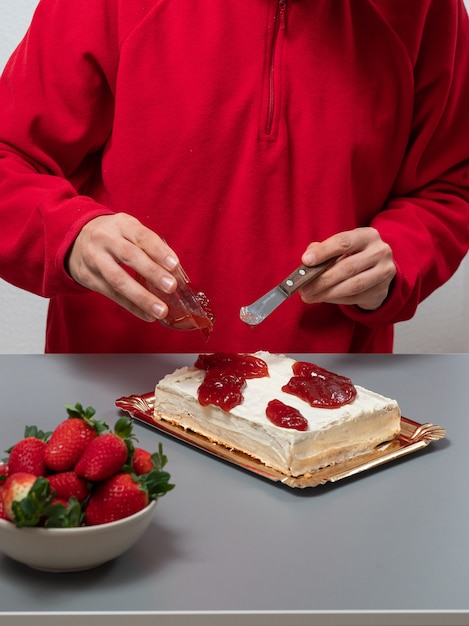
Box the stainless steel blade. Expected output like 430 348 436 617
239 285 289 326
240 257 338 326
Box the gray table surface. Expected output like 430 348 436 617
0 353 467 626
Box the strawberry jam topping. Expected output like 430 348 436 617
195 352 269 410
282 361 357 408
195 352 269 379
266 399 308 431
197 369 246 412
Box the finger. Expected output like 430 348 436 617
302 232 355 267
67 214 183 321
73 250 170 322
305 285 389 310
106 269 170 322
299 251 365 297
300 262 394 308
77 213 179 292
112 237 178 295
118 214 179 271
89 214 180 296
325 277 391 310
302 228 382 267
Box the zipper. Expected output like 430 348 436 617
265 0 287 136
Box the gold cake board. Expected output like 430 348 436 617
115 392 445 488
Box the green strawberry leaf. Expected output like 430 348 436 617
4 425 52 454
151 443 169 471
43 497 84 528
114 416 137 462
64 402 109 434
142 468 175 500
23 425 52 441
113 415 135 439
65 402 96 420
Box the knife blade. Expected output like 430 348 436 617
239 257 339 326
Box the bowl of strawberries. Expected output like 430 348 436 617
0 403 174 572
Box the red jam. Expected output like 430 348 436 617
195 352 269 410
137 274 214 340
158 290 214 339
195 353 269 379
197 370 246 412
282 361 357 408
266 399 308 431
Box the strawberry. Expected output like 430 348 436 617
1 473 83 528
131 447 174 476
74 416 134 482
44 403 108 472
132 447 153 475
7 426 51 476
1 472 44 523
84 472 149 525
85 442 174 525
47 471 90 503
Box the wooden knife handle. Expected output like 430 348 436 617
279 257 339 296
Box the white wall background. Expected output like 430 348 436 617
1 0 468 353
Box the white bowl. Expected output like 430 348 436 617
0 500 157 572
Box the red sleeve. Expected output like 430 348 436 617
0 0 118 297
341 0 469 327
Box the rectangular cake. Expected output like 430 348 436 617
153 351 401 477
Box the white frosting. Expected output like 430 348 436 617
154 351 401 476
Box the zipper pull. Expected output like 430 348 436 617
279 0 287 30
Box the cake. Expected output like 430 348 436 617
153 351 401 477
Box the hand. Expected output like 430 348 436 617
66 213 180 322
299 227 396 311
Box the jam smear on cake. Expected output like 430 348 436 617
197 369 246 412
266 399 308 431
282 361 357 408
195 352 269 378
195 352 269 410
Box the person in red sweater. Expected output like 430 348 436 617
0 0 469 353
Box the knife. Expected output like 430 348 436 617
239 257 339 326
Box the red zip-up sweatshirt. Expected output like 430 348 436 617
1 0 469 353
